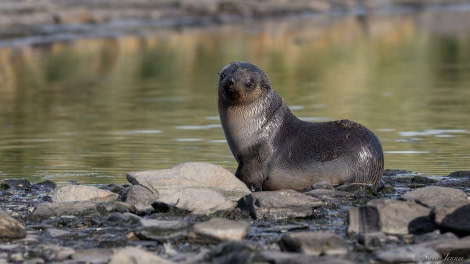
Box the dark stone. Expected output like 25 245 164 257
5 179 31 189
436 204 470 237
448 171 470 177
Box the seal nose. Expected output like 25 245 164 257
226 77 235 87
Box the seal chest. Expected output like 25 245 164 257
217 61 384 191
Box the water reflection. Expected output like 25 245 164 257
0 10 469 185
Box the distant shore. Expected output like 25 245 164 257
1 0 469 46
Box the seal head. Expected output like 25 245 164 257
218 62 384 191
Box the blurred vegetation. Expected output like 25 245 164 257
0 11 469 183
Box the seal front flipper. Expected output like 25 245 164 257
235 143 270 192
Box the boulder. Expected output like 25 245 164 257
123 185 156 214
126 162 250 200
134 219 189 242
238 190 323 219
53 185 118 203
30 201 111 221
188 217 250 244
432 202 470 237
348 199 434 235
280 231 348 256
400 186 468 207
0 212 26 239
374 245 441 263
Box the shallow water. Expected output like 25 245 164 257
0 10 469 185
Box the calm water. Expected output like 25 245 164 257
0 11 469 185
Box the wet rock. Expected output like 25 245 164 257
27 244 75 262
52 185 119 203
238 190 323 219
30 201 111 221
401 186 468 207
421 235 470 259
4 179 31 189
357 232 389 251
188 217 250 244
348 199 434 235
45 228 71 238
33 180 57 192
204 241 257 264
335 183 377 196
134 219 189 242
123 185 156 214
0 180 9 190
448 171 470 177
157 187 237 215
374 245 441 263
110 246 174 264
0 212 26 239
279 231 348 256
432 202 470 237
305 189 355 199
71 248 113 264
127 162 251 200
257 251 354 264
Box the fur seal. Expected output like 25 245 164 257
217 61 384 191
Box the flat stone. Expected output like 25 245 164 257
124 185 156 214
52 185 118 203
280 231 348 256
157 187 237 215
0 212 26 239
45 228 71 238
258 251 354 264
419 234 470 259
432 201 470 237
134 219 189 242
374 245 441 263
348 199 437 235
238 190 323 219
30 201 110 221
126 162 251 200
72 248 113 264
110 246 174 264
401 186 468 207
31 244 75 262
189 217 250 243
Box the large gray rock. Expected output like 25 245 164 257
401 186 468 207
188 217 250 244
348 199 434 235
0 212 26 239
238 190 323 219
127 162 250 199
420 235 470 259
110 247 174 264
374 245 441 263
124 185 156 214
134 219 189 242
53 185 118 203
30 201 112 221
280 231 348 256
432 202 470 237
127 163 251 214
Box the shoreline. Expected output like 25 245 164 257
1 0 470 47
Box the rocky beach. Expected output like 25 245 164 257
1 162 470 263
1 0 470 263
